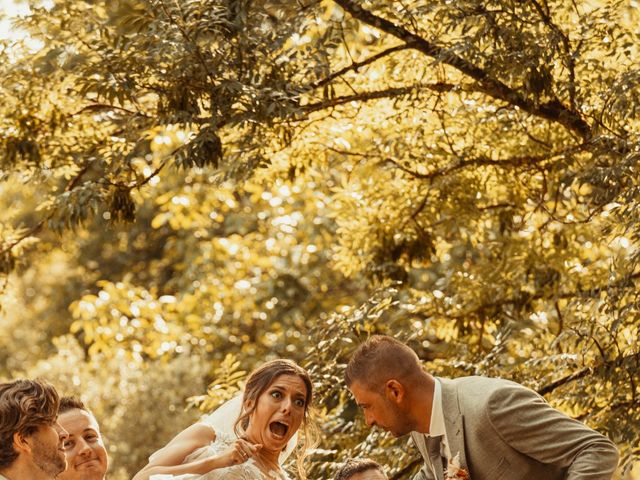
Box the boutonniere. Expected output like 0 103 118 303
444 453 470 479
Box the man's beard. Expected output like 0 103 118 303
32 437 67 477
387 399 415 437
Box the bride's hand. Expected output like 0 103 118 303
220 438 262 467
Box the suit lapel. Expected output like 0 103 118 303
440 378 468 471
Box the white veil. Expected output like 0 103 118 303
200 394 299 464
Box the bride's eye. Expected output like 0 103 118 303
294 398 305 408
270 390 282 399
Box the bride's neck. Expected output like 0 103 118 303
255 449 282 473
244 430 282 469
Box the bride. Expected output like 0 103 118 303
132 359 316 480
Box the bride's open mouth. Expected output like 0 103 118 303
268 421 289 440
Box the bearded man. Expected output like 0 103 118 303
0 378 68 480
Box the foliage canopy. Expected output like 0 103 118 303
1 0 639 478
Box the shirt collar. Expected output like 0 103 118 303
428 377 446 437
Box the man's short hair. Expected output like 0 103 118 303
59 396 88 415
335 458 385 480
0 379 60 468
345 335 423 389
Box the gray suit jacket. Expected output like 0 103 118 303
411 376 618 480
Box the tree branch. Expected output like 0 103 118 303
537 365 592 395
383 152 554 181
333 0 591 138
528 0 576 109
71 103 149 117
308 42 416 90
538 351 640 396
0 220 47 259
0 162 99 260
159 0 215 84
452 270 640 322
303 82 456 113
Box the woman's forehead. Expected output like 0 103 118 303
269 374 308 395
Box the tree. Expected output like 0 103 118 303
1 0 638 477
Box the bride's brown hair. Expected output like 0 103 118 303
233 359 318 479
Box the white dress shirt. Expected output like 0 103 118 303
411 378 451 478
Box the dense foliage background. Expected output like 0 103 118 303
1 0 638 478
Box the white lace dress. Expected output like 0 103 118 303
150 430 291 480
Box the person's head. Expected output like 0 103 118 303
235 359 316 478
57 397 108 480
0 378 67 479
345 335 431 437
335 458 387 480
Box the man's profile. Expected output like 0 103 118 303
0 378 68 480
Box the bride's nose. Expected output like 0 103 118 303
280 397 292 413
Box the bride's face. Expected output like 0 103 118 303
245 374 307 452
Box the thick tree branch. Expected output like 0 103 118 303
333 0 591 138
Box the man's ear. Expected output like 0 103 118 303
12 431 32 454
384 379 405 404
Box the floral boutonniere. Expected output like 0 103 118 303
444 453 470 479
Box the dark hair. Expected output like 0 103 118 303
0 378 60 468
335 458 385 480
59 396 88 415
345 335 423 389
233 359 317 479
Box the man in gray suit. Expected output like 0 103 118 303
0 379 68 480
346 335 619 480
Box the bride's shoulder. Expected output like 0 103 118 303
192 424 237 449
184 422 218 443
